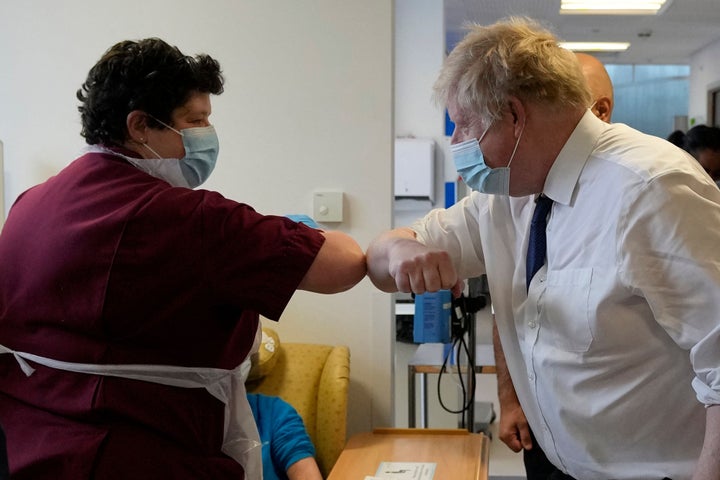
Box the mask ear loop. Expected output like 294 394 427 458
147 114 183 136
141 142 164 160
477 123 492 144
506 119 526 168
141 114 184 159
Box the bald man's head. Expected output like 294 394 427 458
576 52 614 122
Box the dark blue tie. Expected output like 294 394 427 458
526 195 553 291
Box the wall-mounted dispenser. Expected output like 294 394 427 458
394 138 435 202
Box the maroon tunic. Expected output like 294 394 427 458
0 148 325 479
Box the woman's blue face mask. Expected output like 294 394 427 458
142 117 219 188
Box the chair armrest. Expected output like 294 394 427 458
315 345 350 476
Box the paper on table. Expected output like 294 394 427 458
373 462 436 479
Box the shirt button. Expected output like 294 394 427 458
529 373 535 381
528 321 537 329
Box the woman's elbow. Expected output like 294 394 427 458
299 234 367 293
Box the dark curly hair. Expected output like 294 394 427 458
77 38 224 146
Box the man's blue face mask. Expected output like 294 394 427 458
451 120 524 196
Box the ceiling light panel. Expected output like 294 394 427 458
560 0 672 15
560 42 631 51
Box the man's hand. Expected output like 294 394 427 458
493 320 533 452
367 228 464 297
386 237 464 296
498 401 533 452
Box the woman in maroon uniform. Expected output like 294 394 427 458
0 38 366 480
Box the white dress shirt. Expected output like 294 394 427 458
412 111 720 479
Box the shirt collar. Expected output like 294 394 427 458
543 110 608 206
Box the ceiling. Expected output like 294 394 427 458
445 0 720 64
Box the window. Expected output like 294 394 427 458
605 64 690 138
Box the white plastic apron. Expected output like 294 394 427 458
0 335 263 479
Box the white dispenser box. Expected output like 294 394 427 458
394 138 435 202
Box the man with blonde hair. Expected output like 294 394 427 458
489 50 618 478
368 17 720 480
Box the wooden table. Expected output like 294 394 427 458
327 428 490 480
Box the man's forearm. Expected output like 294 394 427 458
366 228 417 292
493 318 533 451
493 320 520 408
693 404 720 480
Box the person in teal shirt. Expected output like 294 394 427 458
247 394 322 480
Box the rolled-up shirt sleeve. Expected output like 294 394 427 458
411 192 487 280
692 328 720 405
620 170 720 406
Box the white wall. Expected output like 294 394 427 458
395 0 445 140
0 141 4 229
394 0 453 228
689 37 720 126
0 0 394 437
393 0 445 426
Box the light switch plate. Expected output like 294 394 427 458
313 191 344 223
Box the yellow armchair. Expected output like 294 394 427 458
246 328 350 477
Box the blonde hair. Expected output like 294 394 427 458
434 17 591 124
